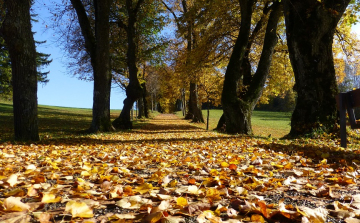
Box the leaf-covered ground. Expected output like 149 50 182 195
2 114 360 223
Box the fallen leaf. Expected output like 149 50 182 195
65 200 94 218
3 197 30 212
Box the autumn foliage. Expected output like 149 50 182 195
1 113 360 222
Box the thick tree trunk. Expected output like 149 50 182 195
113 0 144 129
185 82 204 122
220 1 281 134
1 0 39 141
90 0 113 132
221 0 255 134
283 0 350 136
71 0 113 132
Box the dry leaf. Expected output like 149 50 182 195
176 197 188 208
3 197 30 212
65 200 94 218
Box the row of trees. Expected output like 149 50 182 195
0 0 359 141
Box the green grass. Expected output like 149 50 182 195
175 109 291 138
0 101 158 142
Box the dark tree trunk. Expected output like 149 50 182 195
283 0 350 136
215 114 225 131
220 1 281 134
113 0 144 129
185 82 204 122
137 83 148 118
138 97 144 118
90 0 113 132
71 0 113 132
180 0 204 123
142 83 149 118
1 0 39 141
220 0 255 134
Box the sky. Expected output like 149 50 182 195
32 0 126 110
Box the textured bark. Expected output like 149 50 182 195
142 83 149 118
71 0 113 132
220 1 281 134
220 0 255 134
283 0 350 136
113 0 144 129
181 0 204 123
1 0 39 141
138 97 144 118
186 82 204 122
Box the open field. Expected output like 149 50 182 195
0 101 156 142
175 109 291 138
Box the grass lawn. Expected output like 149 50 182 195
0 100 158 142
175 109 291 138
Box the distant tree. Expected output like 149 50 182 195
112 0 167 128
0 0 39 141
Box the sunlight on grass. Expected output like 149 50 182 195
0 102 162 142
175 109 291 138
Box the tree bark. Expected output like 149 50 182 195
181 0 204 123
186 82 204 122
71 0 113 132
220 1 281 134
142 83 149 118
283 0 350 136
220 0 255 134
113 0 144 129
1 0 39 141
90 0 113 132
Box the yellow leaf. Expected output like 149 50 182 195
320 158 327 164
206 188 221 200
220 162 229 168
133 183 153 194
251 214 265 223
65 200 94 218
305 183 317 190
176 197 188 207
3 196 30 212
4 188 25 197
41 193 62 203
169 179 177 187
142 211 163 223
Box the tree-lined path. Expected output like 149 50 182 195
2 113 360 222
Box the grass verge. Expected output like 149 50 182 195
0 102 158 142
175 109 291 138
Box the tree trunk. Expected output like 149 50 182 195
186 82 204 122
71 0 113 132
283 0 350 136
113 0 143 129
1 0 39 141
221 0 255 134
90 0 113 132
220 1 281 134
138 97 144 118
142 83 149 118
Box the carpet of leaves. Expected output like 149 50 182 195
2 114 360 223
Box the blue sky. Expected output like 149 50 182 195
32 0 126 109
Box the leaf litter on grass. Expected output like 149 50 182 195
2 114 360 222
